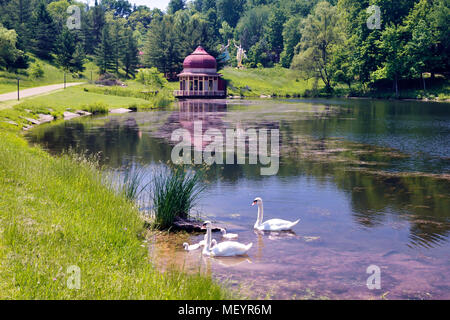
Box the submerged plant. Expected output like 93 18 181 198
150 165 206 230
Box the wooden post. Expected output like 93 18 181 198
17 78 19 101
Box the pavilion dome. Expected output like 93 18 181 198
183 46 217 70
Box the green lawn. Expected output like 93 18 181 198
220 67 320 97
0 57 99 94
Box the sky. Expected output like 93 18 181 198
130 0 171 10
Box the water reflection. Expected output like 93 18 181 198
27 98 450 299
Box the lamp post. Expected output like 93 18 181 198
17 77 20 101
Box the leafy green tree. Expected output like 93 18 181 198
372 24 407 97
219 21 234 43
216 0 245 28
291 1 341 91
266 7 286 62
102 0 132 17
234 5 270 50
168 0 186 14
0 23 27 71
280 16 302 68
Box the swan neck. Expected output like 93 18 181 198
257 202 263 225
205 226 212 251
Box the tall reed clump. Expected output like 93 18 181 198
151 166 206 230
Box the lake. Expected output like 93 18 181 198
27 98 450 299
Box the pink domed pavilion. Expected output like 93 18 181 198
174 46 227 99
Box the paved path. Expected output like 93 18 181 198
0 82 85 102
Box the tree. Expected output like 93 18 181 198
102 0 132 17
234 5 270 50
291 1 341 91
95 23 114 74
89 0 106 52
266 7 286 62
216 0 245 28
56 28 85 74
373 24 407 97
0 23 27 71
280 16 302 68
1 0 33 50
109 18 125 75
168 0 186 14
32 1 58 59
144 15 182 78
121 27 139 78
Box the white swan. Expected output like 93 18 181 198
220 228 238 240
183 234 217 251
252 197 300 231
202 221 252 257
183 242 201 251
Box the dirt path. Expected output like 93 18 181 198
0 82 85 102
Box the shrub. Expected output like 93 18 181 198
29 62 44 78
136 68 168 89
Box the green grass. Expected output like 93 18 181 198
221 66 450 101
0 56 99 94
0 86 151 128
81 82 175 108
151 166 206 230
220 66 320 97
0 130 232 299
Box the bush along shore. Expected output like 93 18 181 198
0 95 231 299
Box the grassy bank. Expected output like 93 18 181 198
0 83 176 129
0 87 231 299
0 57 99 94
221 67 319 97
221 67 450 101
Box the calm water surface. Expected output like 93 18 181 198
27 98 450 299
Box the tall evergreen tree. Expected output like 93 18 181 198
144 15 181 78
90 0 106 50
110 20 124 75
95 23 114 74
2 0 33 50
121 27 139 78
56 27 85 73
32 1 58 59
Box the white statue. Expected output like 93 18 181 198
234 40 247 69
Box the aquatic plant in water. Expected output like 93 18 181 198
150 165 206 230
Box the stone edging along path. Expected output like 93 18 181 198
11 107 134 131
